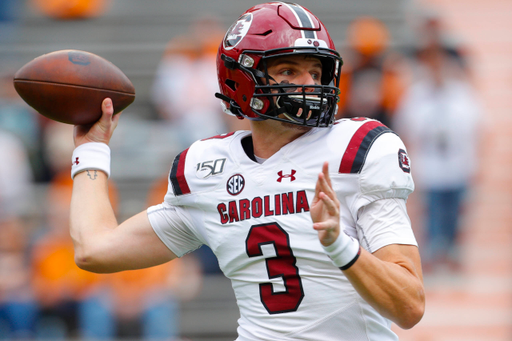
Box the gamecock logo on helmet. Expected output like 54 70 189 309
224 13 253 50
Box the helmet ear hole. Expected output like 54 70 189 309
225 79 237 92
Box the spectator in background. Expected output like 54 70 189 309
337 17 406 128
0 220 37 340
0 0 18 22
107 179 202 340
0 129 33 221
0 0 21 44
393 13 481 273
0 129 36 339
30 0 109 20
151 15 250 151
0 69 48 182
107 261 200 340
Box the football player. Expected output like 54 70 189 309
70 2 425 340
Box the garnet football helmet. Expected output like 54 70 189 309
216 2 342 128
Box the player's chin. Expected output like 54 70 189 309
278 113 313 132
279 120 312 133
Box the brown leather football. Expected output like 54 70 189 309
13 49 135 125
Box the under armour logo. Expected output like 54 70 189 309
277 170 296 182
73 157 80 166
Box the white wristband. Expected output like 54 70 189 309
71 142 111 179
322 232 361 270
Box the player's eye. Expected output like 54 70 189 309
310 70 322 82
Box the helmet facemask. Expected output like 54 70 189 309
248 47 342 128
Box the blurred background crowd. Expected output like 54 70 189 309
0 0 510 340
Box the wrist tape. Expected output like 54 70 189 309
322 232 361 270
71 142 111 179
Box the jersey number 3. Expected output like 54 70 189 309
246 223 304 314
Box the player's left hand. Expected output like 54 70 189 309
311 161 340 246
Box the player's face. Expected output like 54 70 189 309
265 54 323 89
264 55 323 122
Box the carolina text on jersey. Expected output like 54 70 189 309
217 190 310 224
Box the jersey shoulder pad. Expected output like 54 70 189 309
334 118 394 175
330 118 414 206
357 130 414 205
165 131 241 204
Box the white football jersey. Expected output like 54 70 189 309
148 118 416 341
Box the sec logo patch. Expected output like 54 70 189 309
227 174 245 196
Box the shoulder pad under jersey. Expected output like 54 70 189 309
332 118 414 209
165 131 241 205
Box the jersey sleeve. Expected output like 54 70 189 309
147 202 204 257
163 134 235 206
151 134 237 256
356 198 417 253
354 131 414 210
164 147 193 206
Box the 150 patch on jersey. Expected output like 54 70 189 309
196 158 226 179
398 149 411 173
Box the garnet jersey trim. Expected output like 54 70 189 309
338 121 393 174
170 148 191 196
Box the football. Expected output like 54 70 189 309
13 49 135 125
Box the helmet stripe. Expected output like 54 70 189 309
280 2 317 39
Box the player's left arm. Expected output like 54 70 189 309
344 243 424 329
311 162 425 329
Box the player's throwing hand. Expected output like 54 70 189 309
73 98 121 148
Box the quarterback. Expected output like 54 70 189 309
70 2 425 340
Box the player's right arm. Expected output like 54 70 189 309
70 98 177 273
